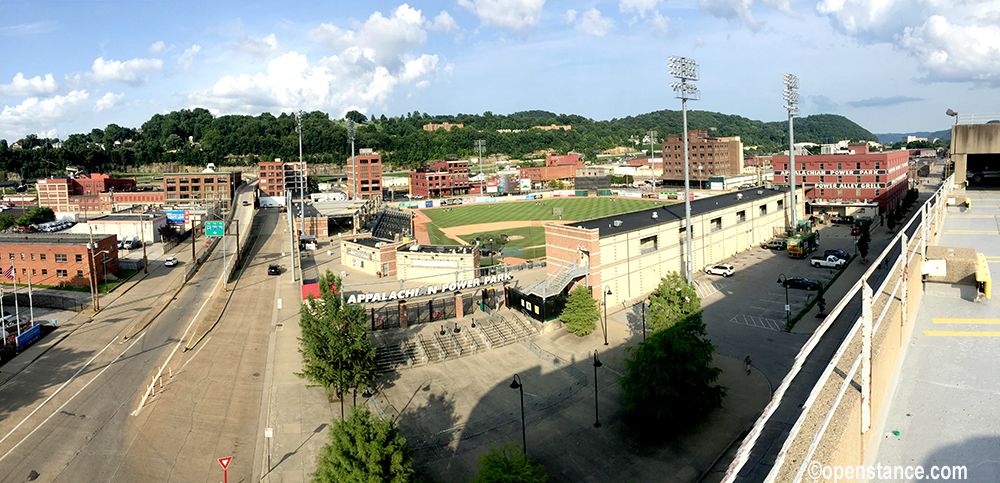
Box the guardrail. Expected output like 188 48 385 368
724 176 954 482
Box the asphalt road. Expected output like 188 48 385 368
0 187 256 483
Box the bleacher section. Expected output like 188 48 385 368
373 309 538 373
369 208 413 240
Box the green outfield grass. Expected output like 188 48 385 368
459 226 547 260
422 197 666 228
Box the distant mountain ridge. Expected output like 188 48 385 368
875 129 950 144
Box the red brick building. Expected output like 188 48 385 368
771 150 909 214
518 153 584 183
37 173 138 213
409 159 470 199
662 131 744 183
345 151 383 199
163 171 242 209
0 233 118 288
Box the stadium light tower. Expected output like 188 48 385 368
347 118 357 198
475 139 486 194
784 73 800 229
295 111 305 236
669 56 700 284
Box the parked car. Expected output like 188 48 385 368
831 215 855 225
267 264 281 275
242 200 250 206
704 263 735 277
781 277 822 291
762 239 787 250
164 257 178 267
810 255 847 269
823 249 850 261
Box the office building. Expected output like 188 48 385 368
409 159 471 199
771 150 909 214
163 170 242 209
0 233 119 289
345 150 383 200
662 131 744 184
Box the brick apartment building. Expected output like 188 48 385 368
771 150 910 214
345 150 383 200
422 122 464 132
662 131 744 184
409 159 470 198
518 153 584 183
163 171 242 209
257 159 306 207
0 233 118 289
37 173 138 214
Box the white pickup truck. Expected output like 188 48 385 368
810 255 847 269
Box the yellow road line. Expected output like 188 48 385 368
947 215 999 219
924 330 1000 337
932 318 1000 325
943 230 1000 235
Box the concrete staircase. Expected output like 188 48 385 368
524 264 589 298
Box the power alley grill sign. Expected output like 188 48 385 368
347 273 514 304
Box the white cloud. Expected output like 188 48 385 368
149 40 167 54
428 11 458 32
761 0 791 12
650 11 671 33
90 57 163 85
817 0 1000 84
311 4 428 68
0 90 89 139
179 44 201 70
458 0 545 30
0 72 58 97
565 9 578 23
95 92 124 112
619 0 663 18
575 8 614 37
235 33 278 57
698 0 756 27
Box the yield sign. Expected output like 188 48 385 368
218 456 232 470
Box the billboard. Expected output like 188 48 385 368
166 210 188 225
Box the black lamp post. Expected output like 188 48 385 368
776 274 790 327
509 374 526 455
641 299 647 341
603 288 612 346
592 350 603 428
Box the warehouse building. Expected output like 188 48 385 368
0 233 119 289
771 150 909 215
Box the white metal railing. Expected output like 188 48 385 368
956 113 1000 125
723 176 953 482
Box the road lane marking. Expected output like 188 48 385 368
0 333 146 464
923 330 1000 337
943 230 1000 235
932 318 1000 324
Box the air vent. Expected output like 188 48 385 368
652 212 658 219
613 220 623 227
757 190 764 195
737 193 743 200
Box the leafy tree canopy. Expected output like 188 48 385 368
473 443 548 483
313 407 414 483
560 284 599 336
646 272 701 334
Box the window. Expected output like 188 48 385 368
760 204 768 216
57 269 68 278
77 270 84 277
30 253 35 260
640 235 658 255
710 217 722 232
55 254 68 262
20 253 24 260
41 269 47 276
75 254 83 262
777 200 784 209
737 210 746 223
40 254 46 261
31 269 36 276
7 253 12 260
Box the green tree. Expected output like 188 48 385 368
619 313 725 437
473 443 548 483
16 207 55 226
0 213 16 231
646 272 700 334
560 285 599 336
299 271 377 400
313 407 414 483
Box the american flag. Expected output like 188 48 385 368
2 265 13 280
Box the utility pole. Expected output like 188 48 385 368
296 111 306 238
87 225 99 312
476 139 486 194
140 213 148 274
647 130 657 167
784 73 800 229
347 118 357 198
669 56 700 284
287 194 296 282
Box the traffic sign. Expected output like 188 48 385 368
206 221 225 237
218 456 232 470
264 427 273 438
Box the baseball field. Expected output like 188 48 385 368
413 197 668 260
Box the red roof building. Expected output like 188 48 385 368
37 174 138 214
409 159 471 198
518 153 585 182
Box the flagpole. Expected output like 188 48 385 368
11 261 20 339
27 268 34 327
1 283 6 347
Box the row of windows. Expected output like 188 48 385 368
6 252 86 262
8 267 83 278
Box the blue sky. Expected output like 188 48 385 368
2 0 999 141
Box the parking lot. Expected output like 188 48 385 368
692 222 857 384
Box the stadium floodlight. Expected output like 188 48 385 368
784 73 799 228
669 55 700 284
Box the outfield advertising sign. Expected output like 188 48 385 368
166 210 188 225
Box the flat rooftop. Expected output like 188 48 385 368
90 214 164 222
345 237 393 248
0 233 115 245
400 243 476 254
574 186 789 237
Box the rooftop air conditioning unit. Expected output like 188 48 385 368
737 193 743 200
613 220 623 227
652 212 658 219
757 190 764 195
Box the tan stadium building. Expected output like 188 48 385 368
396 244 479 285
522 187 801 311
340 237 407 278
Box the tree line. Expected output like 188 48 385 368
0 108 878 180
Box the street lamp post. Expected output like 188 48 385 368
776 274 790 327
603 288 612 346
946 109 958 179
592 350 603 428
784 73 800 229
86 242 98 312
509 374 526 455
669 56 700 284
641 299 647 341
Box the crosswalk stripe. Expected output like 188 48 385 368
932 318 1000 324
924 330 1000 337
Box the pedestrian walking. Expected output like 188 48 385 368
744 355 752 375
